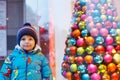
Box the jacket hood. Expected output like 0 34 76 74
14 44 42 53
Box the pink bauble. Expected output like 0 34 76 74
100 28 108 36
74 7 78 11
107 9 112 15
105 21 112 28
90 28 99 37
96 23 102 29
92 0 99 3
104 54 112 63
113 10 117 16
88 22 95 29
62 62 70 70
77 38 84 46
91 73 101 80
106 45 114 54
87 10 92 15
105 36 113 45
76 6 81 11
87 64 97 73
81 14 86 20
87 16 93 22
90 3 95 10
112 22 117 28
73 24 78 30
104 4 108 9
101 8 106 15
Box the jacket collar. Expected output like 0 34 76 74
14 44 41 54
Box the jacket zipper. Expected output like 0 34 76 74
26 53 28 80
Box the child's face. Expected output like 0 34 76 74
20 35 35 52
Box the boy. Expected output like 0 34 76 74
0 23 53 80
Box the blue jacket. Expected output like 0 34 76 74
0 45 53 80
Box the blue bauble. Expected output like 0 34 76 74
93 16 101 23
100 0 106 4
81 29 88 37
95 36 104 44
82 74 90 80
92 10 100 17
78 64 86 73
67 38 76 46
94 55 103 64
96 3 102 10
72 17 76 23
65 47 70 54
109 5 115 11
79 0 86 6
117 22 120 28
63 55 69 62
107 15 113 21
110 29 116 36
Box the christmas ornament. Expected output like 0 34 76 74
61 0 120 79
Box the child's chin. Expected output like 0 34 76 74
23 48 32 52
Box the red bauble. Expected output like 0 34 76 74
95 45 105 54
75 56 83 64
70 46 77 55
115 45 120 53
111 72 119 80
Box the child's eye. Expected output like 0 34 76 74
29 38 34 41
21 38 26 41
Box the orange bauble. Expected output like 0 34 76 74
82 6 86 13
71 29 80 38
85 36 94 45
66 72 72 80
84 55 93 64
76 17 81 22
107 63 117 73
102 73 110 80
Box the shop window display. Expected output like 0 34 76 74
61 0 120 80
39 26 49 59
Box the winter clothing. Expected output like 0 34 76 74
0 45 53 80
17 26 38 45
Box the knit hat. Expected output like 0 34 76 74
17 26 38 45
23 23 32 26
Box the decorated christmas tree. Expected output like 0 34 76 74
61 0 120 80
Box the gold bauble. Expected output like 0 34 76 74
113 53 120 64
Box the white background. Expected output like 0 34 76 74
52 0 72 80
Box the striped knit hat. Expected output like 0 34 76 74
17 25 38 45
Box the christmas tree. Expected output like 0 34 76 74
61 0 120 80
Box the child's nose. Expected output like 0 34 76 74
25 39 29 43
